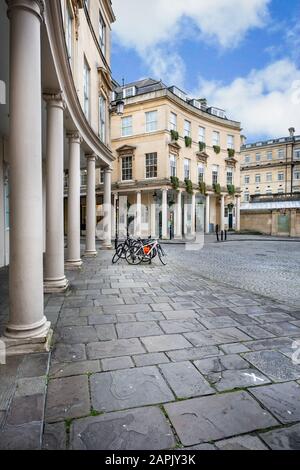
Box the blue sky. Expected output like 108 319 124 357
111 0 300 142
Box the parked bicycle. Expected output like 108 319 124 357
112 236 137 264
125 238 167 266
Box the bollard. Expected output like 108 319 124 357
216 224 219 242
221 230 224 241
225 230 227 241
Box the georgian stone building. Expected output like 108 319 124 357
0 0 115 352
109 79 242 239
240 129 300 236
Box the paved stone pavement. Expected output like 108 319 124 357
0 240 300 450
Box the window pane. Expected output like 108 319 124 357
99 95 106 142
213 131 220 145
145 152 157 178
99 11 105 54
170 112 177 131
198 126 205 142
184 120 191 137
122 156 132 181
121 116 132 136
184 158 190 179
227 135 234 149
170 154 176 177
198 164 204 183
146 111 157 132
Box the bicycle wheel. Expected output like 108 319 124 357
125 245 143 265
157 245 167 265
112 245 124 264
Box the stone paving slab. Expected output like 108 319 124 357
45 375 90 422
259 423 300 450
215 435 268 450
90 366 174 412
116 321 164 339
184 328 252 347
86 338 145 359
164 390 278 446
101 356 134 371
159 319 205 334
250 382 300 424
166 346 223 362
141 334 192 352
243 350 300 382
159 361 214 399
49 360 100 379
0 422 42 450
133 353 169 367
42 422 67 450
70 406 176 450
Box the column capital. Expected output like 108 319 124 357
43 91 66 110
103 166 113 174
85 153 97 162
6 0 45 21
67 131 82 144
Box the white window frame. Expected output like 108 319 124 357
266 172 272 182
245 155 251 164
198 163 204 183
244 175 250 184
170 112 177 131
255 153 261 162
99 10 106 54
227 134 234 149
184 120 191 138
278 149 285 159
244 192 250 202
145 111 157 133
123 86 136 99
294 170 300 180
121 155 133 181
278 172 284 181
212 165 219 184
227 168 233 185
198 126 205 143
267 151 273 161
294 149 300 160
212 131 220 146
99 94 106 143
83 58 90 121
255 174 261 183
121 116 133 137
184 158 190 180
65 2 73 64
145 153 158 179
169 154 176 177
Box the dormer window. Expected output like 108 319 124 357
169 86 187 101
123 86 136 99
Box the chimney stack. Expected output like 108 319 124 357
199 98 207 109
241 135 247 146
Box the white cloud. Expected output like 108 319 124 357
194 59 300 139
112 0 270 50
112 0 270 84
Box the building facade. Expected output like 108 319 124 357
109 79 242 240
0 0 115 352
240 129 300 236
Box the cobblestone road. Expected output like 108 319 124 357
0 239 300 450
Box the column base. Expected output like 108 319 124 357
2 321 52 357
174 234 183 240
84 250 98 257
101 243 113 250
65 259 83 270
44 276 69 294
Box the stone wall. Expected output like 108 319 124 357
241 209 300 237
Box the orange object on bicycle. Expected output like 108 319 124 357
143 245 151 254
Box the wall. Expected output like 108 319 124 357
241 209 300 236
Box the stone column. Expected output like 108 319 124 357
174 190 182 239
112 193 117 241
84 154 97 256
5 0 50 342
220 194 225 231
65 132 83 268
135 190 142 237
162 188 168 239
205 194 210 233
191 192 196 236
290 209 297 237
44 93 69 292
102 167 112 248
150 199 156 238
235 195 241 232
